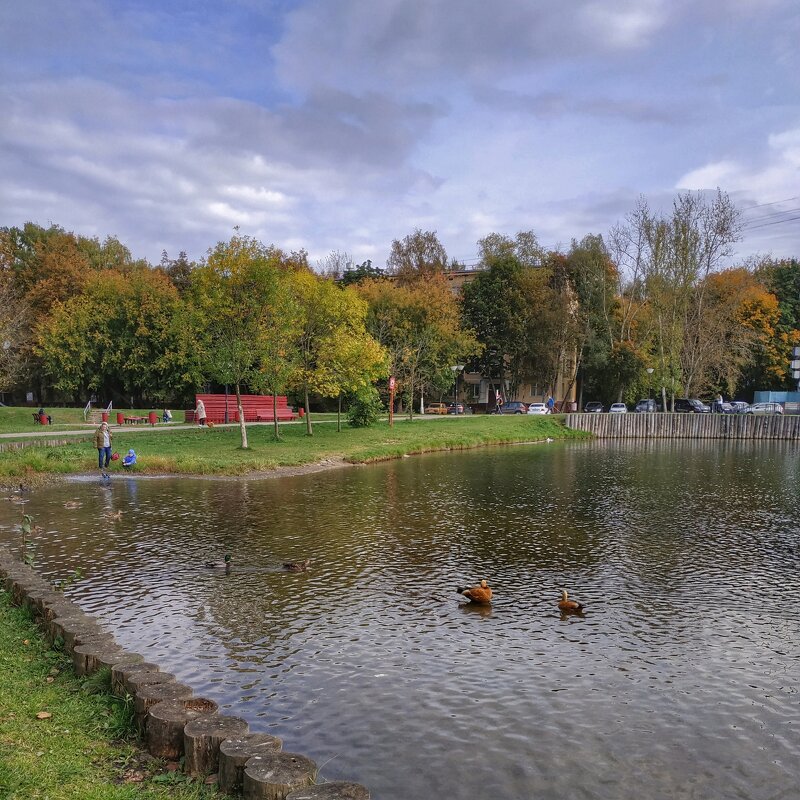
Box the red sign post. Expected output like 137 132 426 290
388 376 395 427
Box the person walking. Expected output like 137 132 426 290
195 398 207 427
94 421 113 477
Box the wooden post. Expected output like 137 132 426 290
133 682 193 733
111 660 160 696
183 714 250 777
388 376 395 428
286 782 370 799
146 698 219 759
219 733 283 794
243 752 317 800
72 642 128 677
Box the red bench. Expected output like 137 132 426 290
186 394 296 424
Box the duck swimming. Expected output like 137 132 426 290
456 579 493 605
205 554 233 573
558 589 584 612
283 558 312 572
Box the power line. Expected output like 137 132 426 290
741 195 800 210
742 213 800 232
742 205 800 225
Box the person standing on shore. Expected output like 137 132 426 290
195 398 207 426
94 421 113 476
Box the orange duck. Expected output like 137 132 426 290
456 579 493 605
558 589 584 612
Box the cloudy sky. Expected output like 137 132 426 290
2 0 799 268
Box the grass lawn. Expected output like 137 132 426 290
0 406 173 434
0 591 217 800
0 414 587 482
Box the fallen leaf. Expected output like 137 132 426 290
23 639 29 645
46 677 54 684
35 712 52 720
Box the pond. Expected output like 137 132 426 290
1 440 799 800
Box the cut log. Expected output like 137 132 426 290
111 659 158 696
127 670 176 695
219 733 283 794
46 615 97 646
133 682 193 733
40 597 86 621
243 752 317 800
286 782 370 800
61 624 114 655
184 715 249 778
146 697 219 759
72 642 128 677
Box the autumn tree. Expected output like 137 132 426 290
358 275 480 418
288 271 386 435
386 229 449 285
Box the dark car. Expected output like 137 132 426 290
496 401 528 414
673 398 710 413
583 401 603 413
634 399 657 413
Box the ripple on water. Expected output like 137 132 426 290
2 440 800 800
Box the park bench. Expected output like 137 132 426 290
186 394 296 424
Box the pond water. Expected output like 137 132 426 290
1 441 799 800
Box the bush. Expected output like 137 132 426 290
347 386 384 428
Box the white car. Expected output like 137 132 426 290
609 403 627 413
526 403 549 415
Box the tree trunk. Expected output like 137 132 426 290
236 384 248 449
272 390 280 441
304 384 313 435
337 393 341 432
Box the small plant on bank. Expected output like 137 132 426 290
55 567 85 592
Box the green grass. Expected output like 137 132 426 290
0 414 587 483
0 406 176 434
0 591 217 800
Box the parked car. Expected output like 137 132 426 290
495 401 528 414
425 402 448 415
526 402 549 415
609 403 627 413
729 401 750 414
447 402 465 415
746 402 784 415
673 398 710 413
583 401 604 413
634 399 657 413
716 402 734 414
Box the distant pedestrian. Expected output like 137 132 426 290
37 407 52 424
94 421 113 476
195 398 207 426
546 395 555 413
162 409 172 423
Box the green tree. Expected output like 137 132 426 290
288 271 385 435
192 233 289 449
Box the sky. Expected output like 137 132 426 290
2 0 799 269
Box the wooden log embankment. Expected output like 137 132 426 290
566 412 800 439
0 546 372 798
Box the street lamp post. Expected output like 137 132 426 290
646 368 654 401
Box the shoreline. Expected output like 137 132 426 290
5 435 561 489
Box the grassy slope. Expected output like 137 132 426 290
0 415 587 481
0 592 216 800
0 407 173 434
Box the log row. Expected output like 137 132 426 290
0 547 370 798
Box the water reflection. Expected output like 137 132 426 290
1 439 799 800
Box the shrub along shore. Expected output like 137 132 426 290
0 414 587 485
